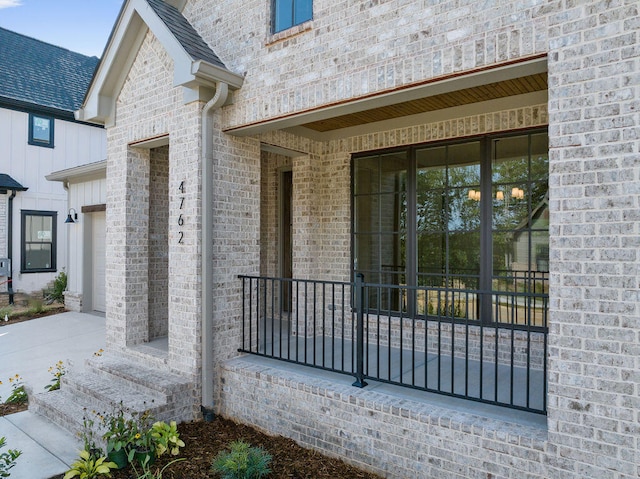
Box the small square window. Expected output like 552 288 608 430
28 113 54 148
273 0 312 33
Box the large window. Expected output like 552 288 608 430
28 113 54 148
273 0 312 33
21 210 57 272
353 130 548 324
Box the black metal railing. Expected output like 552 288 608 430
238 274 548 414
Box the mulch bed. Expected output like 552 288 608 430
0 306 66 327
1 310 382 479
44 417 382 479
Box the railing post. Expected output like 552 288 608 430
352 273 367 388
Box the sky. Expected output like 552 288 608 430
0 0 124 58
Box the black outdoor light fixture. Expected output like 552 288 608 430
65 208 78 224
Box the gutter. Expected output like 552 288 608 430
201 82 229 421
7 190 16 304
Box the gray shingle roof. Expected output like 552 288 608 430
0 174 27 192
0 27 99 114
145 0 227 69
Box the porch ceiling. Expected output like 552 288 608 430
227 55 548 140
301 73 547 133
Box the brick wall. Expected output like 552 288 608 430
104 0 639 477
546 1 639 477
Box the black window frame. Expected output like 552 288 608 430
21 210 57 273
272 0 313 33
351 128 549 324
28 113 55 148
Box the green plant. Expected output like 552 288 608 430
101 402 137 455
150 421 185 457
0 436 22 478
27 297 45 314
4 374 27 405
211 440 272 479
45 360 66 392
63 449 117 479
79 411 103 458
0 306 12 323
130 457 185 479
46 270 68 304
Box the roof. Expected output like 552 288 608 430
0 27 100 115
146 0 226 68
78 0 244 125
0 174 28 192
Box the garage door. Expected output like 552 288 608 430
92 211 106 312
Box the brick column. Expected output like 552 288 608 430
547 2 639 477
209 114 261 408
106 142 150 349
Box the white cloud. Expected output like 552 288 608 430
0 0 22 8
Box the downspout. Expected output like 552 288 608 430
7 189 16 304
201 81 229 421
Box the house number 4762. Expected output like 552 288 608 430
178 181 185 244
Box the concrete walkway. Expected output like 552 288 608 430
0 311 106 479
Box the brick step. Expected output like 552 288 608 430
60 369 167 417
83 354 187 401
29 353 197 443
29 388 95 438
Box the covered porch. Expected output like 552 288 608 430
238 275 547 415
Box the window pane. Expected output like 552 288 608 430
25 243 52 270
26 215 53 242
379 152 407 193
354 195 379 234
448 230 480 284
274 0 293 32
448 142 481 188
33 117 51 142
354 233 380 273
353 156 379 195
530 133 549 182
294 0 312 24
449 187 480 232
417 232 445 283
493 184 530 230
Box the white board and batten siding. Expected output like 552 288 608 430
0 107 106 294
67 175 107 313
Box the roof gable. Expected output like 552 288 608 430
0 27 99 116
78 0 243 126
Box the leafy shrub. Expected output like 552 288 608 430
211 440 272 479
46 270 67 304
4 375 27 405
0 436 22 478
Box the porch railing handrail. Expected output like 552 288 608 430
238 274 548 414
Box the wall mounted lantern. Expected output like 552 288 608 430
65 208 78 224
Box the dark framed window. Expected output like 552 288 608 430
273 0 312 33
28 113 54 148
352 129 548 324
21 210 57 273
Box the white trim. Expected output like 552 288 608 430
76 0 243 126
46 161 107 182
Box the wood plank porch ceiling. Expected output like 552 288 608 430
301 73 547 133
